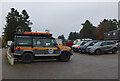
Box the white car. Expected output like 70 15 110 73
72 41 87 52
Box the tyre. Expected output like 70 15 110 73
82 50 87 54
73 50 77 52
81 52 84 54
112 48 117 54
95 49 101 55
59 52 70 62
22 53 34 64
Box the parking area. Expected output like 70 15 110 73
2 48 118 79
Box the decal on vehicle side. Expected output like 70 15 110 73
48 48 54 54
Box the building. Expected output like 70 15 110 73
104 30 120 40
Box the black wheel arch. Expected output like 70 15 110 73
22 51 35 57
95 49 101 52
61 51 72 55
112 47 118 50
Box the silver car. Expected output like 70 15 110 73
86 41 118 55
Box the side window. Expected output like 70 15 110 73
89 42 96 46
101 42 108 46
16 37 32 46
107 42 115 45
81 42 86 45
33 39 44 46
45 39 55 46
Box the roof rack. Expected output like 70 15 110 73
24 32 51 35
15 32 52 37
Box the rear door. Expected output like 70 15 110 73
107 42 115 51
101 42 108 52
14 36 33 54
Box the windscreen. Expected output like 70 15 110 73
94 42 102 46
84 41 92 46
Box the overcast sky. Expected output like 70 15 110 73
1 2 118 38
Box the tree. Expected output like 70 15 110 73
113 19 120 30
68 32 72 40
79 20 96 39
118 20 120 29
3 8 32 42
68 32 79 40
61 35 65 40
58 35 62 39
95 19 117 40
58 34 65 40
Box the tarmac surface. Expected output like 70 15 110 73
2 48 119 79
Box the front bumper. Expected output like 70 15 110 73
86 48 95 54
86 48 90 53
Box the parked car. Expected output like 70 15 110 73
72 41 87 52
86 41 118 55
79 40 99 54
73 38 92 45
113 40 120 47
10 31 73 64
63 40 73 47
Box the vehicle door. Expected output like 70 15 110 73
107 42 115 51
43 39 60 55
100 42 108 52
33 38 45 55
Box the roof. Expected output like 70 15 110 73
24 32 51 35
15 32 52 37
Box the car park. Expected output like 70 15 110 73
10 31 73 64
79 40 99 54
72 41 87 52
86 41 118 55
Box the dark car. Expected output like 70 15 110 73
79 40 99 54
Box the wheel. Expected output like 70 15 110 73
112 48 117 54
95 49 101 55
82 50 87 54
22 53 34 64
73 50 77 52
59 52 70 62
84 51 87 54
